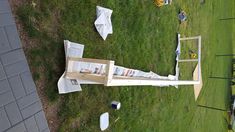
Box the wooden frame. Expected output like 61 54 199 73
178 35 202 82
65 57 115 85
64 35 202 88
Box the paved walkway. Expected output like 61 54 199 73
0 0 49 132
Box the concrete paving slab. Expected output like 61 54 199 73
0 27 11 54
20 71 36 94
9 75 26 99
4 60 30 77
5 25 22 49
5 122 26 132
21 101 42 119
0 0 11 13
35 111 49 131
0 13 14 27
5 101 23 125
24 116 39 132
0 90 14 107
17 92 39 110
0 79 11 94
0 107 11 131
1 49 26 65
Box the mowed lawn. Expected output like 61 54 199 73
15 0 235 131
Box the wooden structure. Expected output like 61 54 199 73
63 35 202 97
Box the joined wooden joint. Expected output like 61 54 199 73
104 61 115 86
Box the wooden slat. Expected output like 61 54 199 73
104 61 114 86
179 36 201 41
67 57 112 64
66 60 75 72
108 79 200 86
113 76 163 80
64 58 70 77
178 59 198 62
66 72 105 84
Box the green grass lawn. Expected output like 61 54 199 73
16 0 234 131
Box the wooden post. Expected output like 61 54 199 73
178 59 198 62
104 61 115 86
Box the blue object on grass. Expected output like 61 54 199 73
178 12 187 21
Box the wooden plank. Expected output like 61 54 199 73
179 36 201 41
113 76 149 80
113 76 169 81
193 64 203 101
108 79 200 86
65 72 105 84
197 36 202 81
178 59 198 62
66 61 75 72
104 61 114 86
64 58 70 77
67 57 112 64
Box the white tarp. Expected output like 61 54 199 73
94 6 113 40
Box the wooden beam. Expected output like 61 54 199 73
178 59 198 62
66 72 105 84
64 58 70 77
66 60 75 72
108 79 200 86
197 36 202 82
67 57 112 64
179 36 201 41
104 61 115 86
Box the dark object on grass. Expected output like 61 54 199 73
178 11 187 22
111 101 121 110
